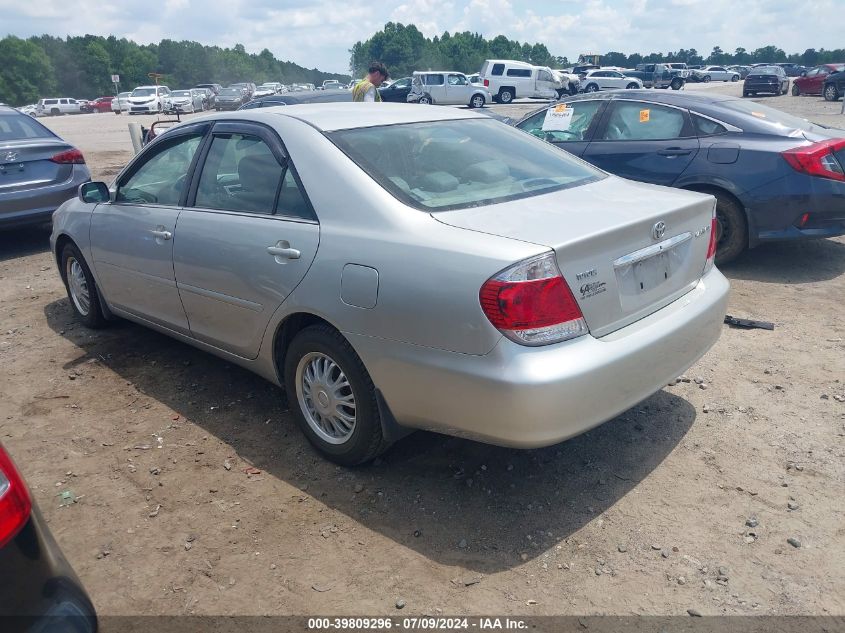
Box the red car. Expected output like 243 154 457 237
91 96 114 113
792 63 845 96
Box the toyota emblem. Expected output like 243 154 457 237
652 221 666 240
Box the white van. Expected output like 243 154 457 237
479 60 559 103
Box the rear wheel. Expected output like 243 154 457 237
823 84 840 101
61 243 107 328
418 93 433 105
469 94 485 108
731 75 740 82
791 84 800 96
711 193 747 265
625 82 639 90
584 83 599 93
50 108 60 116
498 88 514 104
703 75 711 83
284 325 388 466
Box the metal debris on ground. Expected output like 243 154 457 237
724 315 774 330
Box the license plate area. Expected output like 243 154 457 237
614 232 692 307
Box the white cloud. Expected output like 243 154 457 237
1 0 842 73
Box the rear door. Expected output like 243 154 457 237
173 121 320 359
89 124 208 332
582 99 700 186
514 100 608 157
425 74 446 102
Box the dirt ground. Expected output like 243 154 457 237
0 82 843 618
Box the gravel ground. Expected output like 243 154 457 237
0 80 843 617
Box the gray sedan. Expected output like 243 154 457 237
50 104 729 465
1 106 91 229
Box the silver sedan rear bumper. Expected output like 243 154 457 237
349 268 729 448
0 165 90 229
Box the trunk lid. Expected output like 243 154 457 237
434 176 716 337
0 139 74 194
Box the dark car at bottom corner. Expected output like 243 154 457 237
0 105 91 230
0 442 97 633
822 70 845 102
512 91 845 263
743 65 789 97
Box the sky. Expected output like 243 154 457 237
0 0 841 74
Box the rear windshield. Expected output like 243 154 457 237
750 66 779 74
0 112 54 140
328 119 604 212
719 99 829 134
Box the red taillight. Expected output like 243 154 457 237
782 139 845 182
480 252 588 346
703 210 718 274
483 79 489 87
0 444 32 549
50 148 85 164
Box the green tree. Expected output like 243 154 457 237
0 36 56 105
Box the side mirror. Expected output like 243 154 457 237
79 181 110 204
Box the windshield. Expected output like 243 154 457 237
118 92 130 98
172 91 191 97
219 89 242 95
720 99 829 134
328 119 604 212
131 88 156 97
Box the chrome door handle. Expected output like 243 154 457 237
267 245 301 259
151 229 172 240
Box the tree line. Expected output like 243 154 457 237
350 23 845 78
0 35 351 106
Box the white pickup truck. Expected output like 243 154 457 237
36 98 83 116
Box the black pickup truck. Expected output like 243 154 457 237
622 63 686 90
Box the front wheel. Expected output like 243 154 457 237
823 84 840 101
731 75 740 82
712 193 748 265
792 84 800 96
61 243 107 328
625 82 639 90
284 325 388 466
670 78 683 90
468 94 485 108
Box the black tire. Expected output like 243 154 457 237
498 88 514 104
711 193 747 265
791 84 800 96
284 325 388 466
823 84 840 102
731 75 740 82
60 243 107 328
670 78 683 90
468 94 485 108
703 75 711 83
625 82 639 90
584 83 599 93
556 88 566 99
50 108 60 116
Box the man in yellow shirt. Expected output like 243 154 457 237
352 62 390 102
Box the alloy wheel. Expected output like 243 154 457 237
66 257 91 316
296 352 357 445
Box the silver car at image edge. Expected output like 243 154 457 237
50 103 729 465
1 105 91 229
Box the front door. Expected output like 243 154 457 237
583 100 699 187
174 122 319 359
445 74 470 104
515 100 607 158
89 127 207 333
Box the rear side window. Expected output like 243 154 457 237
194 133 313 220
601 102 689 141
692 114 728 137
491 63 505 76
0 113 54 140
506 68 532 78
424 74 444 86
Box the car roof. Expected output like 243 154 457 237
265 102 484 132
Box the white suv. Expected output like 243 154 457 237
36 98 83 116
407 72 490 107
480 60 560 103
580 70 644 92
127 85 171 114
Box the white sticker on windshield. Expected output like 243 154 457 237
542 104 574 131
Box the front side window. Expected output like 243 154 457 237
116 133 203 205
516 101 603 143
328 119 604 212
448 74 467 86
601 102 688 141
538 70 553 82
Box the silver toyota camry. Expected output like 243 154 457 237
50 103 729 465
